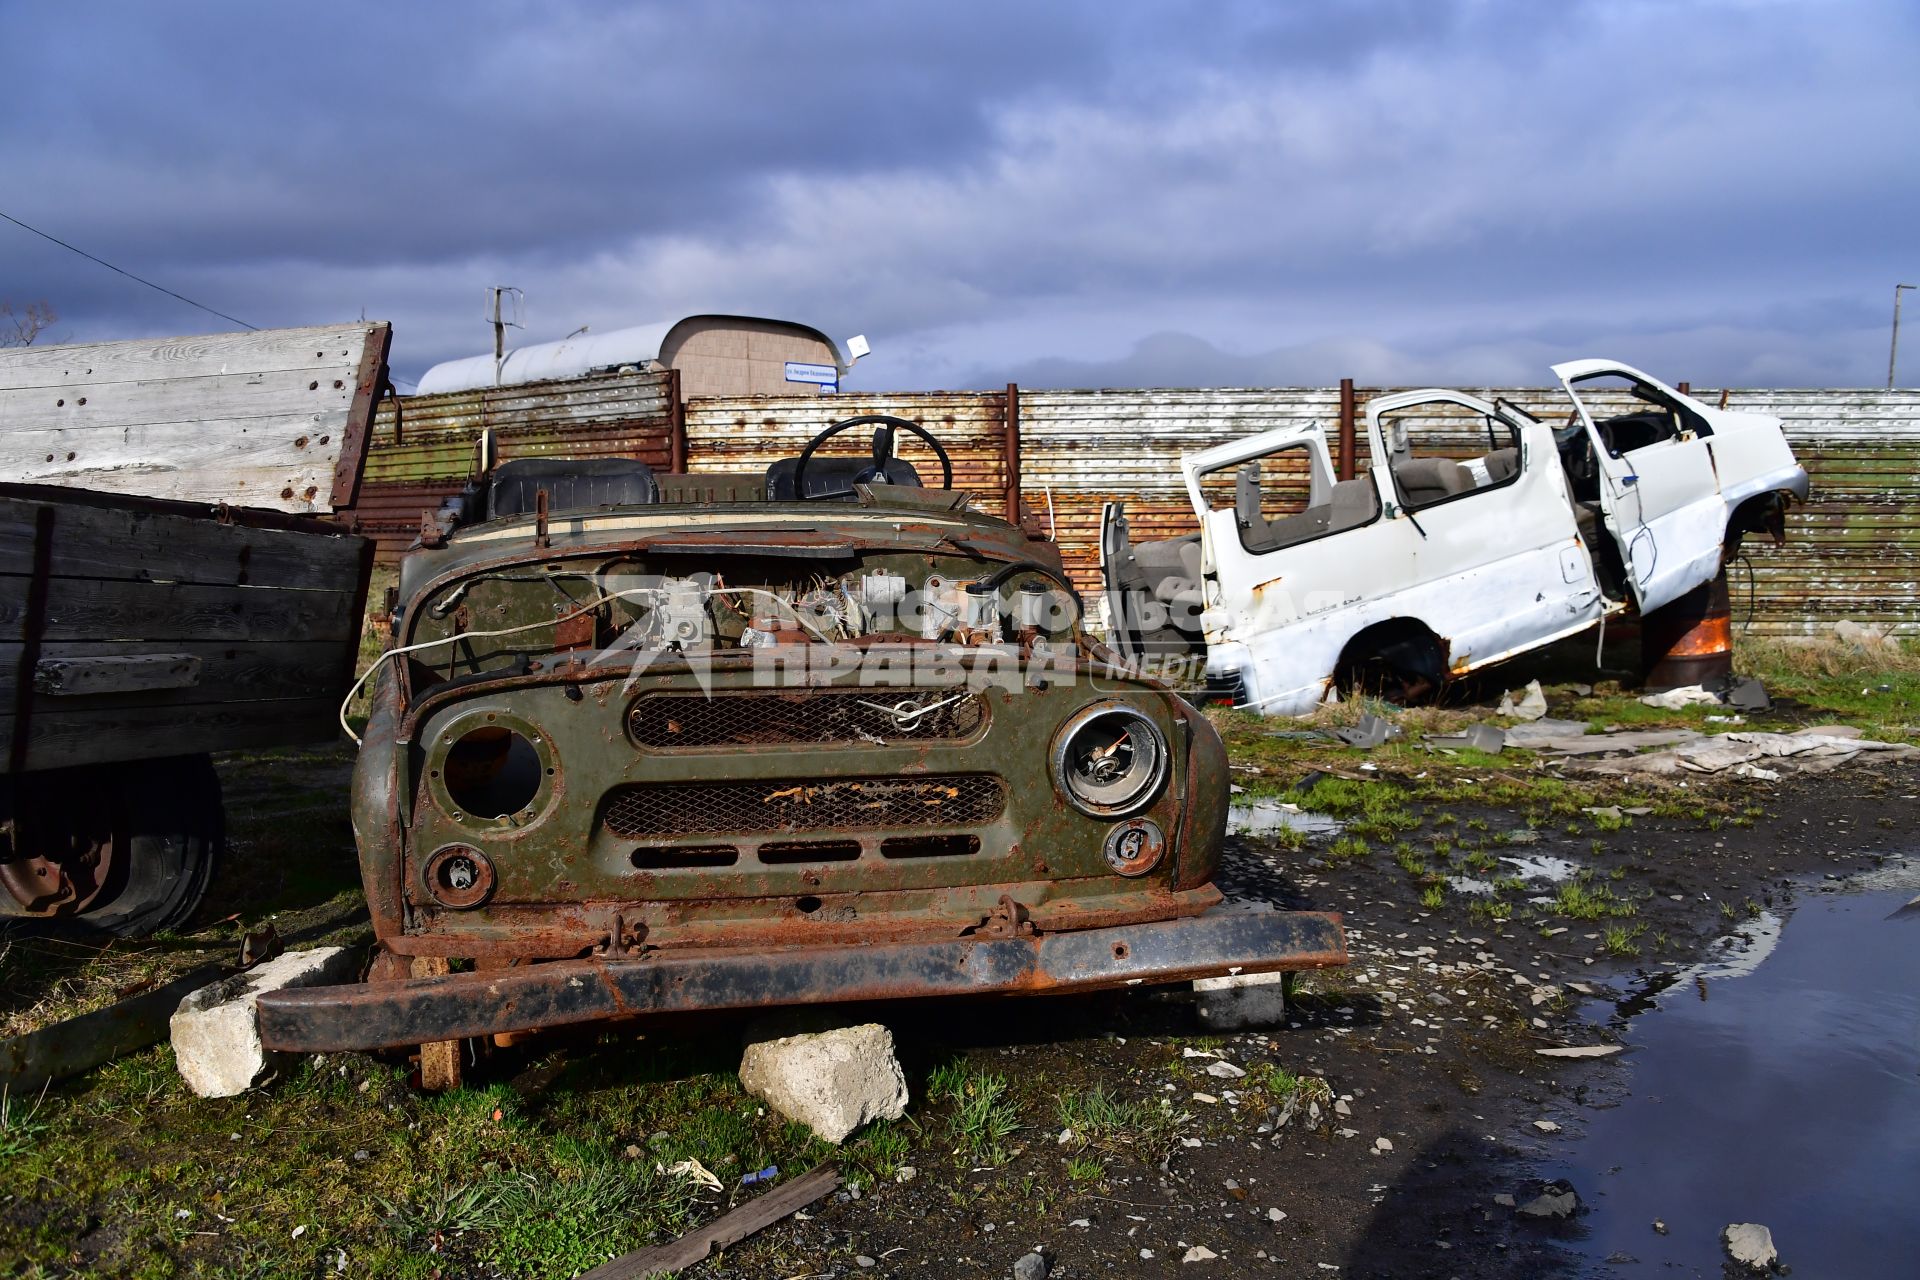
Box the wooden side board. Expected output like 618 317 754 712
0 322 390 514
0 487 372 773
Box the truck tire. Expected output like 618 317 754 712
89 754 224 936
0 754 223 937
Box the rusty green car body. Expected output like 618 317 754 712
258 439 1344 1053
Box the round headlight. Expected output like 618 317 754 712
1051 703 1169 818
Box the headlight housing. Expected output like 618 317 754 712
1051 702 1169 818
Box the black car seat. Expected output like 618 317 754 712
764 456 923 501
489 457 659 518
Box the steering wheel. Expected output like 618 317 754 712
791 414 954 499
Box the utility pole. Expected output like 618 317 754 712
487 286 523 386
1892 284 1915 389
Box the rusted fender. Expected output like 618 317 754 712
256 906 1346 1053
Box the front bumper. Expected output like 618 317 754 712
256 905 1346 1052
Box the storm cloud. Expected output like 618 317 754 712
2 0 1914 389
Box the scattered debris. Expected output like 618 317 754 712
1723 1222 1779 1272
1515 1181 1581 1219
1335 712 1403 749
738 1021 909 1144
738 1164 779 1188
1013 1249 1049 1280
1582 729 1918 779
1192 970 1289 1031
1498 680 1550 721
664 1158 724 1192
1181 1244 1219 1263
1639 684 1724 709
1426 723 1506 753
579 1163 841 1279
1535 1045 1624 1059
170 947 358 1098
1532 1120 1562 1133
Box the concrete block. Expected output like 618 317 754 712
170 946 357 1098
738 1020 908 1144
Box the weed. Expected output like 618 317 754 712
1590 809 1631 832
1466 849 1499 873
1464 816 1489 831
1602 924 1647 958
943 1069 1019 1164
1719 900 1737 921
1609 866 1626 881
470 1154 699 1278
1433 812 1457 827
1327 835 1370 862
1469 899 1514 924
1419 884 1445 911
1551 882 1634 921
0 1085 51 1159
1394 847 1428 876
1743 898 1762 918
1065 1155 1105 1183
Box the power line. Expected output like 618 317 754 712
0 208 259 331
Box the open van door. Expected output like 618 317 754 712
1554 360 1725 614
1099 502 1143 664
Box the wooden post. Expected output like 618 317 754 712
668 368 687 473
1003 382 1022 523
1337 378 1357 481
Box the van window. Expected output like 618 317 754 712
1199 443 1378 554
1377 400 1522 512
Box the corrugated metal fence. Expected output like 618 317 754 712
348 377 1920 634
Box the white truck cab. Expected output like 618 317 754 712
1100 361 1807 714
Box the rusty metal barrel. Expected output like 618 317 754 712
1641 569 1734 689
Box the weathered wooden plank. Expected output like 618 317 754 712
0 576 358 644
0 695 342 771
0 323 382 392
578 1164 842 1279
0 323 389 512
0 493 366 590
33 652 201 696
0 640 348 709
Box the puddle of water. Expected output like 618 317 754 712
1500 854 1581 883
1227 802 1344 838
1548 878 1920 1276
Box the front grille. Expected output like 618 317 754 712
628 689 986 748
602 774 1007 838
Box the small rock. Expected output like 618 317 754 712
1266 1207 1287 1222
1013 1250 1049 1280
738 1019 908 1144
1723 1223 1777 1272
1333 1099 1352 1116
895 1166 917 1184
1140 1248 1155 1260
170 946 358 1098
1205 1060 1246 1080
855 1256 876 1269
1068 1218 1091 1229
1182 1245 1218 1263
1516 1181 1581 1220
1493 1193 1515 1207
1373 1137 1394 1153
1653 1219 1668 1235
1533 1120 1561 1133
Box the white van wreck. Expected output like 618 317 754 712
1100 360 1808 714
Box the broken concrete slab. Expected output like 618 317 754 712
1193 969 1289 1031
171 946 358 1098
1530 728 1706 756
1725 676 1771 711
738 1021 908 1144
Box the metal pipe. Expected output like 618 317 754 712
1004 382 1022 524
1337 378 1356 482
667 367 686 473
1891 284 1915 389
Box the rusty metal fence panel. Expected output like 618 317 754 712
352 373 1920 634
684 391 1011 518
348 368 674 560
1018 388 1344 592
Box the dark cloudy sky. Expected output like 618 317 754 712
3 0 1915 390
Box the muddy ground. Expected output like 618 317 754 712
3 655 1917 1280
